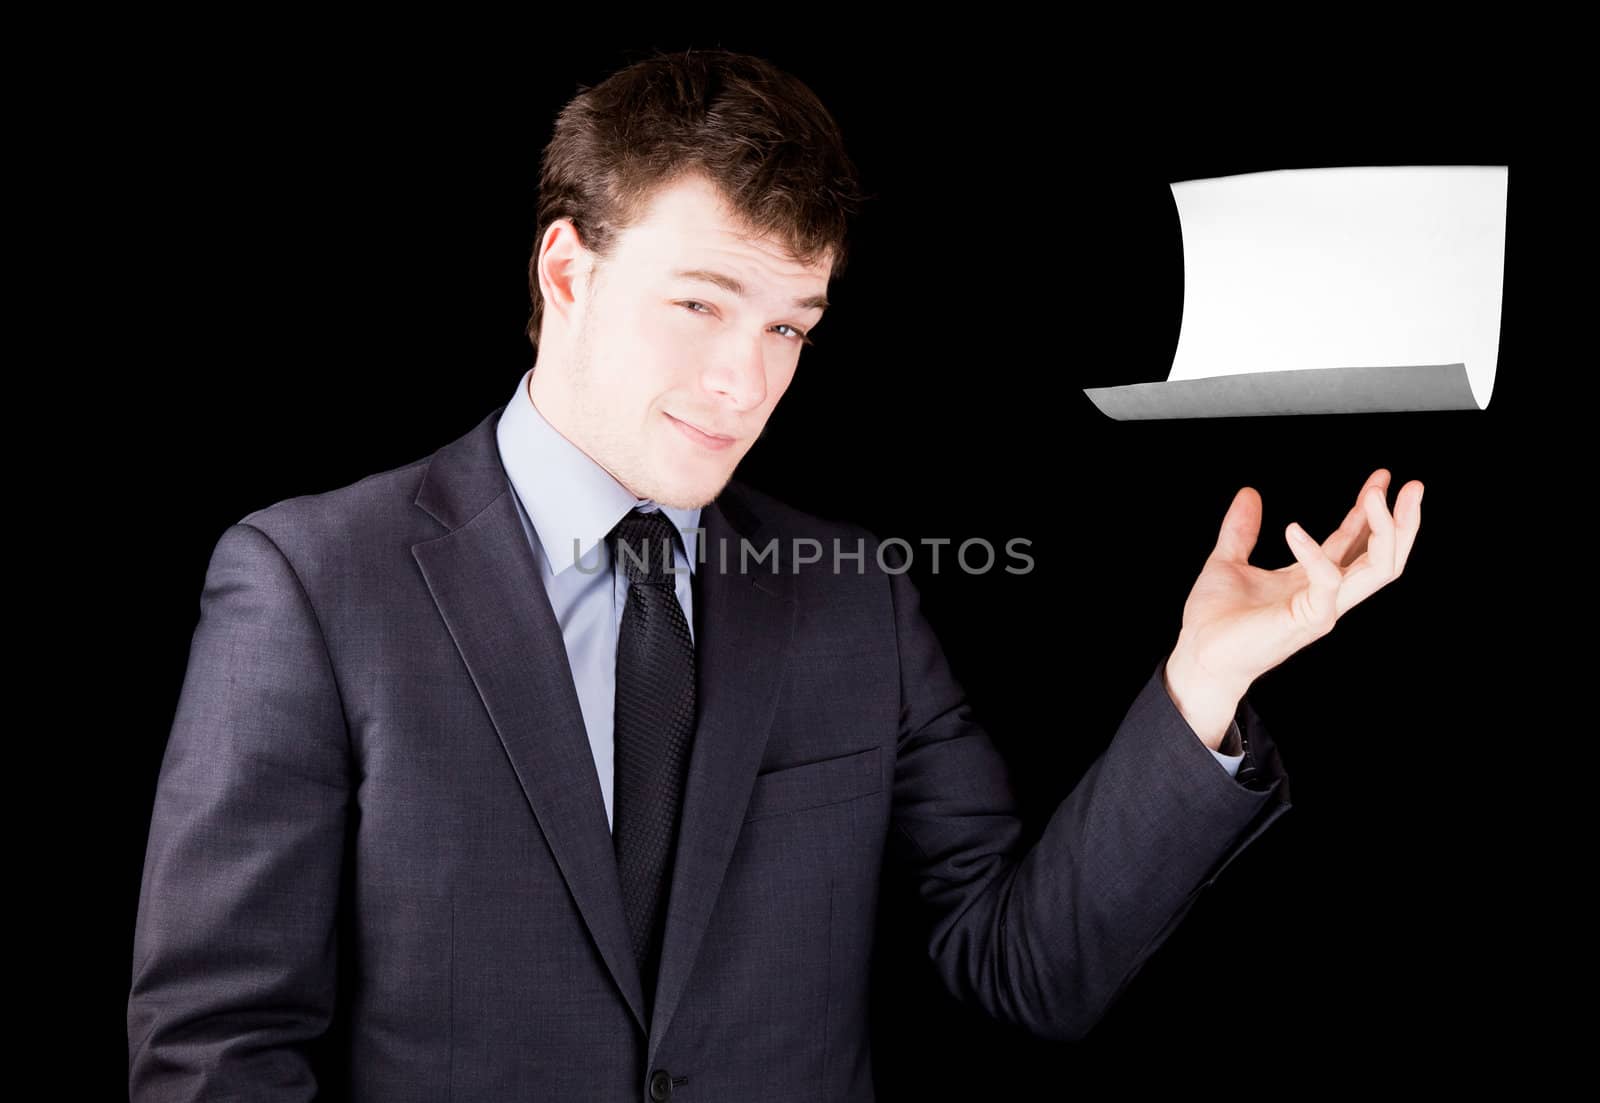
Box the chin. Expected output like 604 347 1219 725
642 437 740 508
652 480 724 512
649 464 734 511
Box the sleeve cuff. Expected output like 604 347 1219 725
1205 719 1246 779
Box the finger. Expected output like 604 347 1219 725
1212 486 1262 564
1324 468 1388 564
1330 485 1400 616
1362 482 1397 585
1321 500 1371 567
1286 521 1342 631
1393 480 1423 573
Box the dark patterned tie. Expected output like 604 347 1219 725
609 507 696 1013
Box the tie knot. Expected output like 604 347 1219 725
610 508 683 586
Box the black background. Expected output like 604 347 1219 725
73 19 1580 1098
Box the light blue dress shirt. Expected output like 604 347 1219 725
494 368 1244 835
496 368 703 834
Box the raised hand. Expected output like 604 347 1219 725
1163 468 1424 746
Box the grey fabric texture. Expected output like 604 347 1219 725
129 404 1292 1101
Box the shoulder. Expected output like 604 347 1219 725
220 438 450 587
239 455 434 545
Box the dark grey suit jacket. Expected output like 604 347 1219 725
129 403 1292 1100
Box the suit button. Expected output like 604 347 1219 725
649 1069 674 1100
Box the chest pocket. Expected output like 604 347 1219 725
742 745 882 822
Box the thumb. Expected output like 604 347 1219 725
1211 486 1262 563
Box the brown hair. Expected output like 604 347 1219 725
526 47 871 350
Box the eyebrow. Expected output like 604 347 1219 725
669 267 829 312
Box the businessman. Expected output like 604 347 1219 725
128 47 1424 1099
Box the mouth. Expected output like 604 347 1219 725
666 412 737 451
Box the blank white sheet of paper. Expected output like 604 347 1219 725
1083 164 1508 420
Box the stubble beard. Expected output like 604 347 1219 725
567 311 733 512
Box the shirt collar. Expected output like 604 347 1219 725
495 367 702 577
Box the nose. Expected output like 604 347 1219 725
701 335 768 412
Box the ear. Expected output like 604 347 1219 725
532 218 594 330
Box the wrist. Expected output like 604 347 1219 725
1163 640 1251 752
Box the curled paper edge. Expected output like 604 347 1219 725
1082 363 1482 421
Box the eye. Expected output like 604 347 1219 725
676 301 813 346
773 323 815 348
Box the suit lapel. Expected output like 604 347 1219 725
408 405 798 1052
410 405 649 1032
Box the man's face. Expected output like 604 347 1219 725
531 172 832 511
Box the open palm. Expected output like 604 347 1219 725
1176 468 1424 691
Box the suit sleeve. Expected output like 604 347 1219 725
881 555 1291 1043
128 522 352 1099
